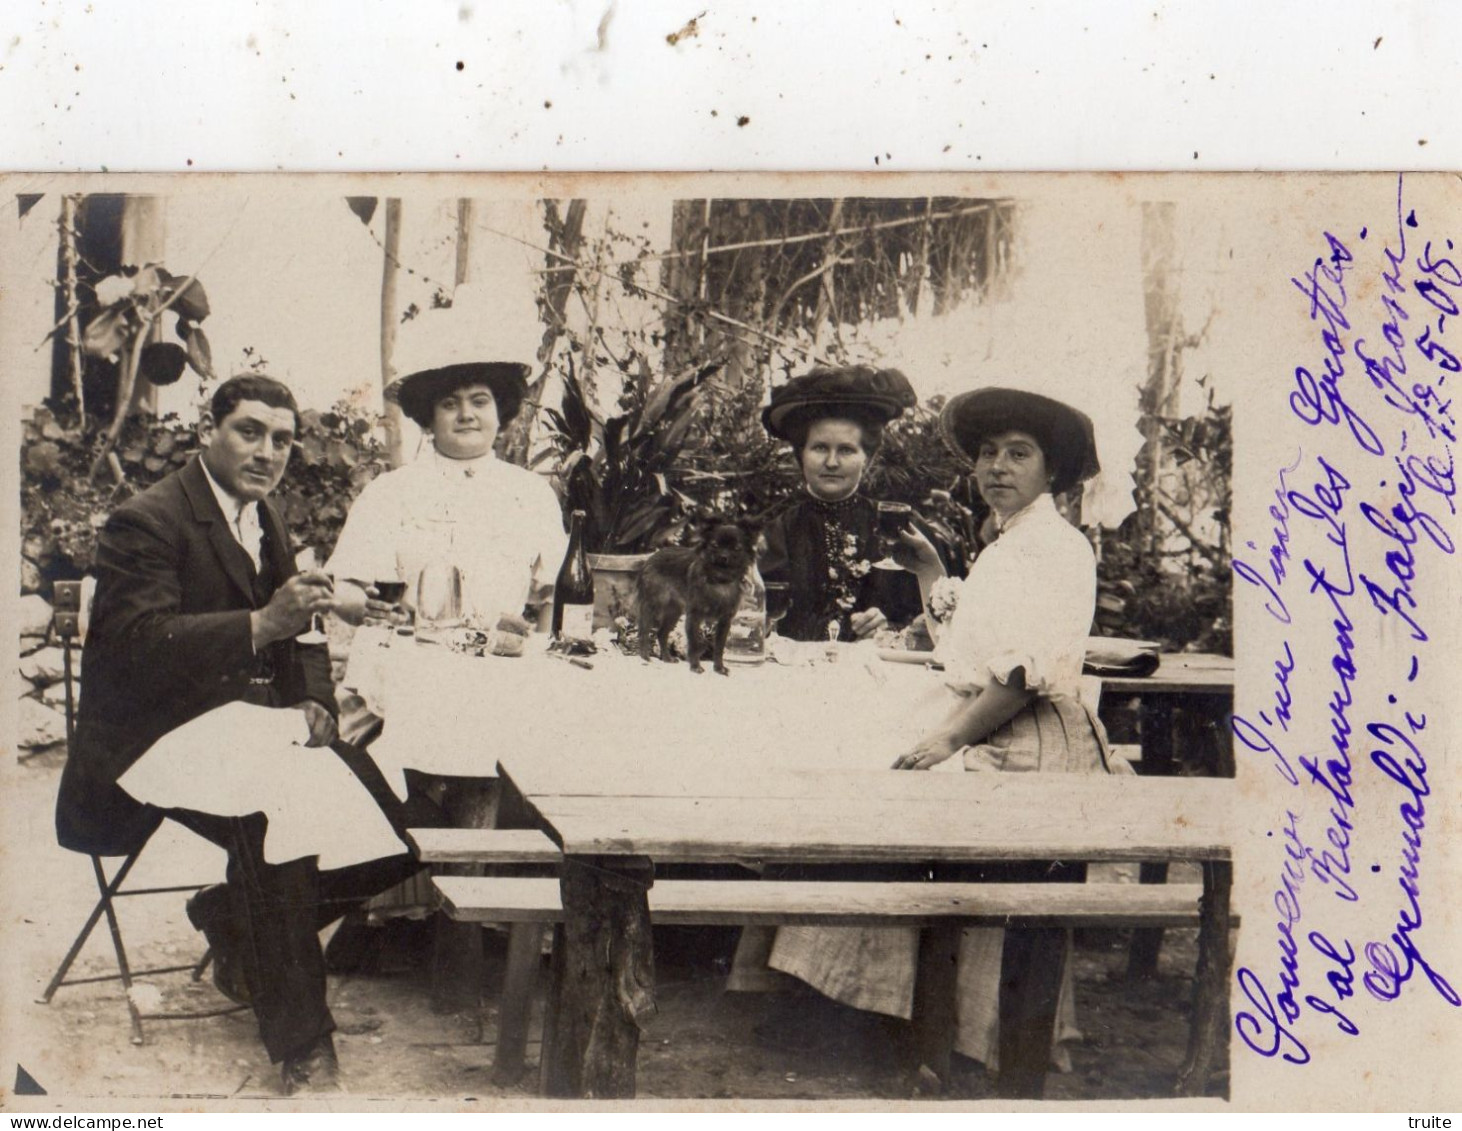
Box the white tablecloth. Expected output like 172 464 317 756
118 701 405 869
350 631 955 800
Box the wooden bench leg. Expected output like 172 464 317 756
540 855 655 1099
431 781 497 1017
911 924 960 1089
996 925 1067 1099
1176 859 1232 1097
1129 698 1176 981
1126 861 1170 979
492 921 544 1086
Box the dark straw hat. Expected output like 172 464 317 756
385 362 530 431
939 387 1100 495
761 365 917 444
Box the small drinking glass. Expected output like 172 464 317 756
416 562 463 640
871 502 914 570
764 582 792 636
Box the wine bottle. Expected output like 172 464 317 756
551 510 596 643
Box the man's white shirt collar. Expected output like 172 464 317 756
200 458 264 571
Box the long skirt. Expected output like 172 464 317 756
761 690 1122 1069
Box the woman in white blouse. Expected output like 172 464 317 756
766 387 1120 1098
319 352 567 984
328 359 565 634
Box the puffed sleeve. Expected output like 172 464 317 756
325 472 401 585
937 521 1095 695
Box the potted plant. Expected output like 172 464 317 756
74 264 215 480
540 358 722 626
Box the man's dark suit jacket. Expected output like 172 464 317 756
56 456 338 857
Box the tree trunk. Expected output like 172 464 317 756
1140 202 1180 560
380 199 405 468
660 199 709 378
906 196 934 318
121 196 166 417
501 198 587 467
59 195 86 418
809 199 844 351
454 198 474 286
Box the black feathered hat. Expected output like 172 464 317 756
761 365 917 445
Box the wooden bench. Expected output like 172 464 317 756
408 827 562 866
436 875 1210 929
411 828 1227 1089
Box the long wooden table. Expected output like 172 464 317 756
496 761 1234 1100
1098 653 1235 979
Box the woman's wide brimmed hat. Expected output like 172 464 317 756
386 362 530 431
939 386 1100 496
384 289 532 430
761 365 917 443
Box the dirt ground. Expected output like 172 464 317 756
3 749 1226 1110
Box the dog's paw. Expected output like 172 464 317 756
714 663 730 676
688 663 704 674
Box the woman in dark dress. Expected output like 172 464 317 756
759 365 922 641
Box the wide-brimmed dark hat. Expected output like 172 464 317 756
385 362 530 431
939 387 1100 495
761 365 917 444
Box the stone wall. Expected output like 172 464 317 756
17 584 77 756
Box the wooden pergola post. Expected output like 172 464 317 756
380 198 404 468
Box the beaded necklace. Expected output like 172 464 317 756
806 491 870 636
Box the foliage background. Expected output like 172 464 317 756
19 192 1232 654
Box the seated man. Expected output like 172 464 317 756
55 374 416 1095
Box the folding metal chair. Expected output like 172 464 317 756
35 579 246 1045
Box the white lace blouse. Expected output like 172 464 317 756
326 449 566 625
934 492 1096 701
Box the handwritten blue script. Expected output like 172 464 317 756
1233 175 1459 1067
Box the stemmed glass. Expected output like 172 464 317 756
294 547 331 644
871 501 914 570
764 582 792 636
372 579 409 627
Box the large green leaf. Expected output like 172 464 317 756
81 307 129 359
138 342 187 387
616 499 672 550
638 361 720 434
559 366 596 449
157 269 210 320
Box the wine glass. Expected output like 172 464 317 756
372 578 409 625
764 582 792 636
294 547 331 644
373 579 408 606
871 501 914 570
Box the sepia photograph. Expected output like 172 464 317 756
2 171 1453 1112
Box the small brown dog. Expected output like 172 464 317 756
637 516 761 674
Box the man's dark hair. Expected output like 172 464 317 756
209 374 300 430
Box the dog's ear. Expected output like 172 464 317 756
680 511 712 547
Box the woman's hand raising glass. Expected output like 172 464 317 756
330 580 406 628
890 523 945 583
